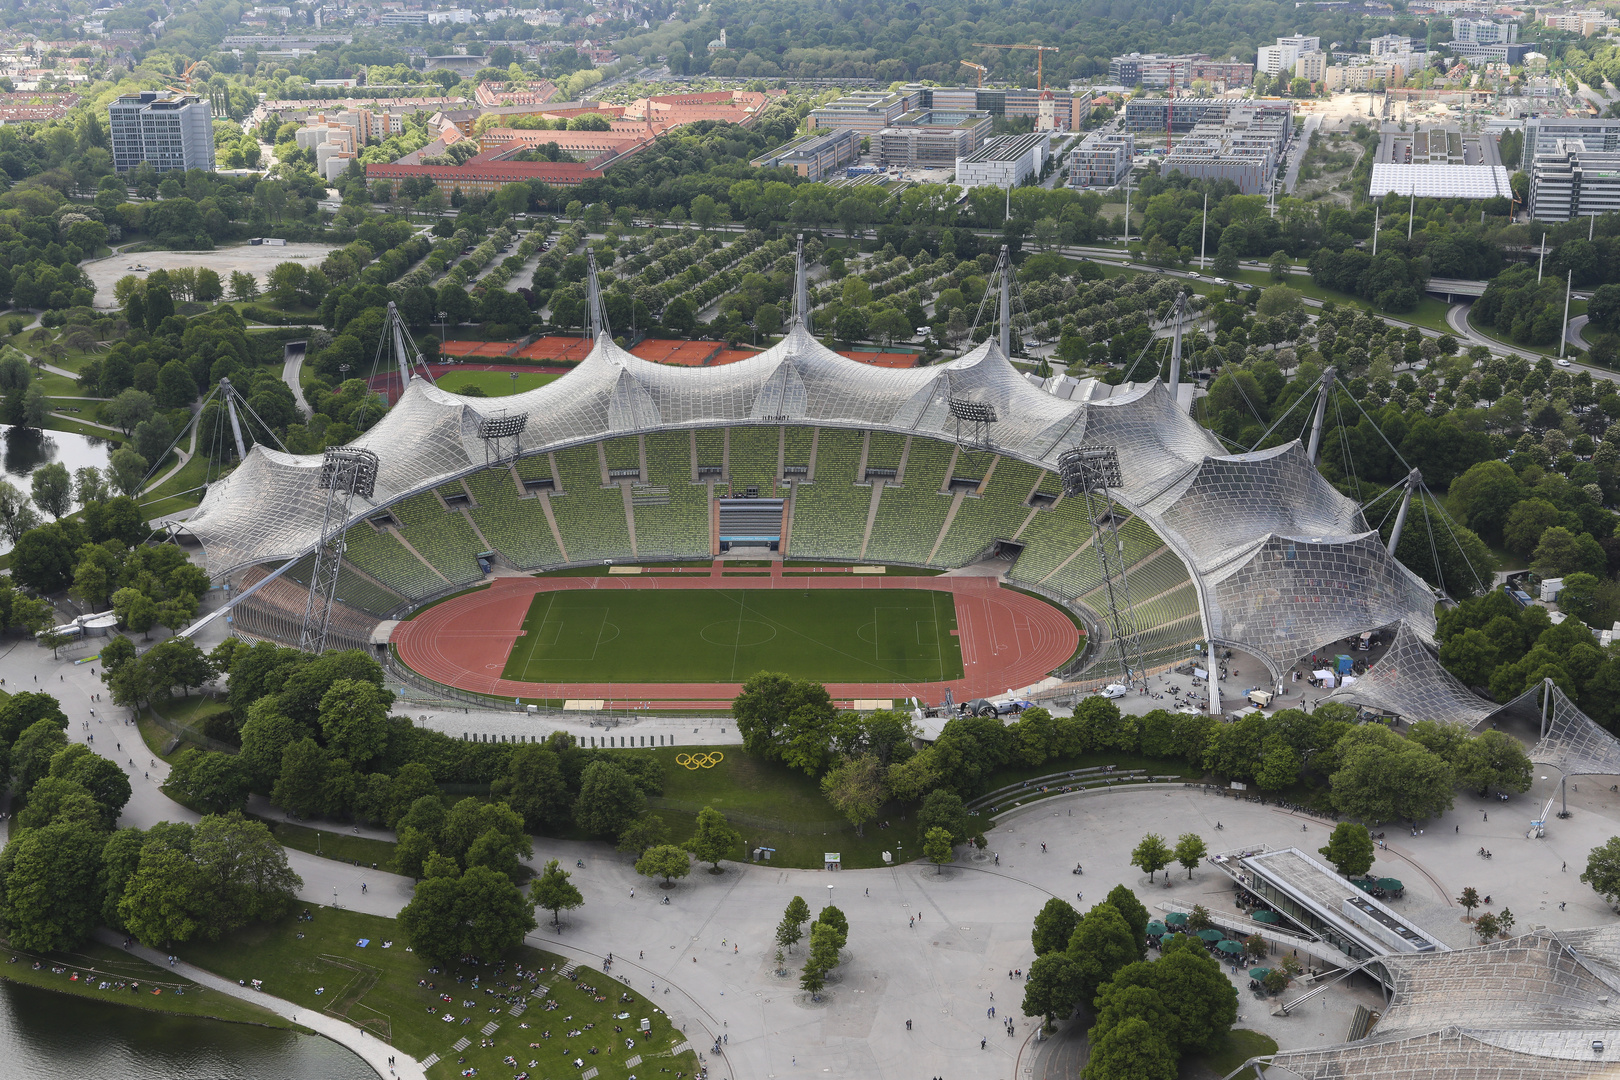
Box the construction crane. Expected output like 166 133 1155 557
960 60 988 88
971 43 1059 90
164 60 206 97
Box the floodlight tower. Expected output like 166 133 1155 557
299 446 380 655
480 413 528 468
1057 444 1143 687
948 394 997 452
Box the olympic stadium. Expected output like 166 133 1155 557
176 267 1471 716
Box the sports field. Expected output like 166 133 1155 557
499 587 964 683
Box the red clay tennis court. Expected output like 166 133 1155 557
432 337 925 370
392 565 1079 709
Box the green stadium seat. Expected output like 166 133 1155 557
549 444 633 562
464 468 564 570
865 435 955 565
392 492 485 586
788 428 868 561
932 457 1043 567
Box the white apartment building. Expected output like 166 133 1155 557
108 91 214 172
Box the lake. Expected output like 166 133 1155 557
0 978 377 1079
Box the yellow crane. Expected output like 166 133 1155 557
972 43 1059 90
164 60 206 96
960 60 988 88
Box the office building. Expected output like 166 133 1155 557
874 108 992 167
1370 124 1510 198
806 91 914 134
956 131 1049 188
1105 53 1253 89
1070 132 1134 188
1258 43 1301 76
749 128 861 180
1295 50 1327 82
1452 18 1518 44
904 85 1093 131
109 91 214 173
1324 60 1408 89
1542 9 1617 35
1529 142 1620 221
1159 106 1291 194
1526 117 1620 158
1123 97 1271 134
1446 40 1532 62
1370 33 1420 56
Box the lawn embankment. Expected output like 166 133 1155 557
176 906 697 1080
0 939 295 1029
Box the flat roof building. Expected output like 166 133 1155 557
911 86 1095 131
1106 53 1254 89
1526 116 1620 158
956 131 1049 189
874 108 992 168
1122 97 1282 134
806 91 915 135
749 128 861 181
1222 846 1446 963
1158 105 1293 194
364 159 602 195
1070 131 1134 188
109 91 214 173
1530 141 1620 222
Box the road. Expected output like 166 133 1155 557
1282 113 1320 194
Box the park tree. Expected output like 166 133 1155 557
1473 910 1500 942
1173 833 1207 879
1453 729 1533 797
916 790 973 845
777 895 811 953
316 678 389 766
1582 837 1620 905
1097 936 1238 1054
683 806 743 872
923 826 954 873
189 812 301 933
820 753 886 835
120 841 205 947
1032 897 1081 956
14 776 102 831
1083 1016 1178 1080
532 858 583 928
801 919 844 999
492 744 571 833
732 672 834 766
1023 951 1086 1025
1104 884 1150 960
30 463 72 519
0 821 106 951
1069 903 1138 1004
635 843 691 886
616 813 671 857
573 760 646 839
270 737 330 818
11 718 68 800
44 744 131 827
1130 832 1172 882
1329 726 1455 823
1318 822 1375 877
1458 886 1481 919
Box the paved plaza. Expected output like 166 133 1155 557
6 621 1620 1079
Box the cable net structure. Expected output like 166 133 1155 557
1264 927 1620 1080
1487 679 1620 778
1320 620 1496 726
183 321 1438 678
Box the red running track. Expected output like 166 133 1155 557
391 565 1080 707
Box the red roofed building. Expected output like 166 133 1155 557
365 159 602 194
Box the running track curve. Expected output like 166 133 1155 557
391 569 1079 707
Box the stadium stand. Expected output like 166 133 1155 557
603 436 640 473
234 565 379 652
727 425 779 493
392 492 487 586
632 431 712 558
866 431 907 468
549 444 632 562
783 426 813 473
1008 494 1101 589
464 468 564 570
341 517 446 598
787 428 868 560
865 436 955 565
516 454 554 483
931 457 1043 566
695 430 724 476
1112 547 1192 603
281 552 407 617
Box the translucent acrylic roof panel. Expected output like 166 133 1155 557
1144 442 1366 574
1370 162 1512 199
1489 680 1620 778
1201 531 1436 673
1320 620 1496 726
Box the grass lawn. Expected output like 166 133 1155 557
260 820 398 869
44 414 123 442
140 452 218 519
1190 1028 1279 1078
647 744 905 868
1466 304 1570 358
176 907 698 1080
437 370 561 397
139 694 232 762
499 588 963 684
37 369 93 397
0 939 295 1029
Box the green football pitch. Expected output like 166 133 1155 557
500 588 965 683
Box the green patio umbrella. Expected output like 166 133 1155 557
1195 928 1224 943
1216 939 1244 955
1377 878 1404 892
1247 967 1271 980
1146 920 1167 936
1352 878 1375 892
1165 912 1189 926
1250 910 1280 924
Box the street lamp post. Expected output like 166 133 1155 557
438 310 449 345
827 884 834 908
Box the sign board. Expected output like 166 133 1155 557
1229 781 1247 791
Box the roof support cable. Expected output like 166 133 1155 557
1424 483 1491 596
1418 490 1447 597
